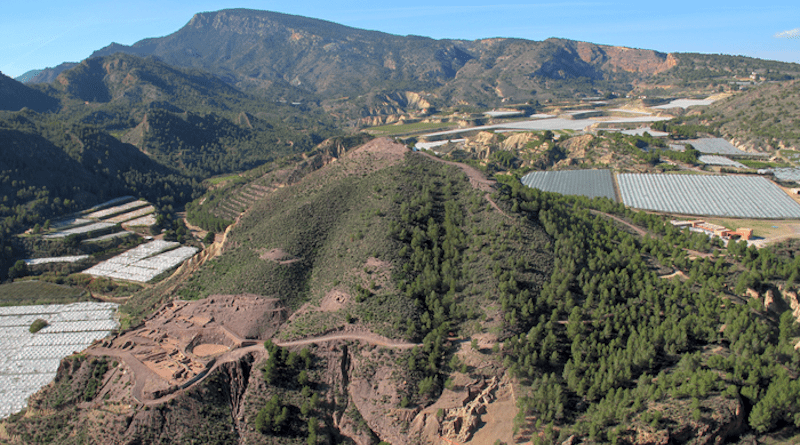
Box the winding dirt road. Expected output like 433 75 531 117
89 330 419 406
276 332 420 349
416 151 495 192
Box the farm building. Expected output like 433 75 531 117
672 220 752 240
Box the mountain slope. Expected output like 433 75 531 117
0 72 59 112
24 53 336 178
51 53 248 106
27 62 78 84
78 9 483 103
5 139 800 444
13 69 43 83
32 8 800 110
0 110 198 279
683 79 800 151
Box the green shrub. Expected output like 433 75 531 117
29 318 49 333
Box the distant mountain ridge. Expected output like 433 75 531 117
6 9 737 107
0 72 59 112
14 69 43 83
24 9 800 110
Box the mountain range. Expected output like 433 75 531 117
20 9 800 110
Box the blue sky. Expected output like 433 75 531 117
2 0 799 78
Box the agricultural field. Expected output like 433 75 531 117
81 231 135 244
366 121 459 136
484 110 524 118
684 138 763 156
206 173 247 186
779 149 800 163
23 255 89 266
82 196 135 214
49 218 92 230
618 173 800 218
0 302 118 419
42 222 116 239
619 127 669 137
422 115 671 138
37 196 153 245
0 281 89 307
122 214 157 228
85 199 149 220
698 155 747 169
520 169 617 200
414 139 465 152
83 241 198 283
105 205 155 224
651 98 716 109
760 167 800 183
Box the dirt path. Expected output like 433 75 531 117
414 151 517 222
484 193 514 220
660 270 688 280
590 209 647 237
178 211 208 241
89 329 418 406
276 332 420 349
590 210 713 260
416 151 495 192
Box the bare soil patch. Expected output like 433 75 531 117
359 256 393 289
660 270 688 280
192 344 228 357
365 256 391 270
318 137 409 180
319 289 350 312
464 375 517 445
259 248 302 264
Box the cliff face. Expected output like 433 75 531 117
575 42 678 75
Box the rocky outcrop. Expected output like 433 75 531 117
628 395 745 445
575 42 677 75
782 289 800 323
501 132 539 151
346 345 421 445
764 289 777 312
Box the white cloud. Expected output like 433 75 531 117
774 28 800 39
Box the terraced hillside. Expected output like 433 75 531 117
186 134 374 232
